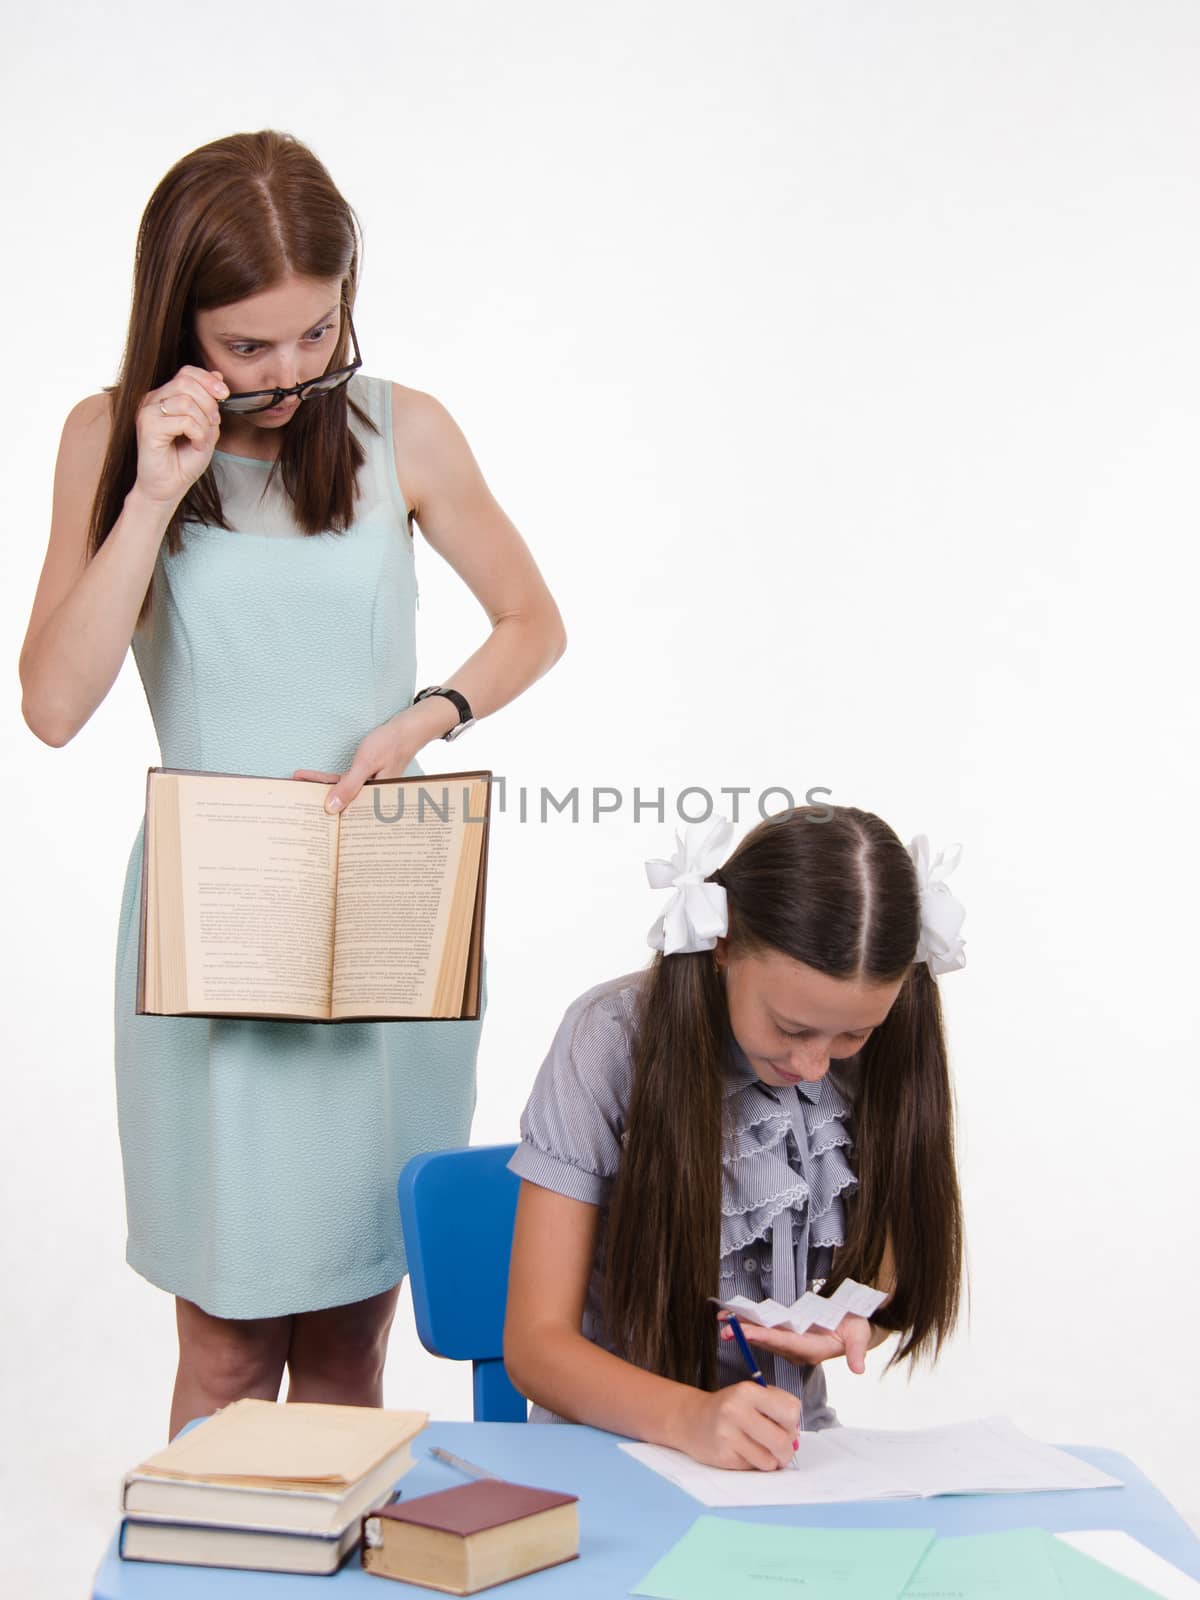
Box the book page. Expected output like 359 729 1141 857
331 778 485 1018
432 779 488 1014
144 777 187 1012
169 774 340 1018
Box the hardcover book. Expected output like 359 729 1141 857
119 1500 390 1573
122 1400 428 1536
362 1479 580 1594
136 768 490 1021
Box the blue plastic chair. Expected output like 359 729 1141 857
398 1144 528 1422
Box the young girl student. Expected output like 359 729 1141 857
504 804 966 1471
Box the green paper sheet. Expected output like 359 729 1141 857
631 1517 935 1600
1043 1531 1167 1598
901 1528 1168 1599
902 1529 1064 1598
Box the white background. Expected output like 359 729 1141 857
3 2 1198 1594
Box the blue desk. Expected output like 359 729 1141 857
93 1421 1200 1597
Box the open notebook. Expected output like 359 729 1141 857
621 1416 1122 1507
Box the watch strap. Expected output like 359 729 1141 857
414 685 474 738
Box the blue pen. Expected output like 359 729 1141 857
715 1305 801 1470
724 1312 767 1387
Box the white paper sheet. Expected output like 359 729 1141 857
1055 1532 1200 1599
713 1277 888 1336
619 1416 1122 1507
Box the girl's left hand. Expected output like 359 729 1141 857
293 713 421 815
719 1311 873 1375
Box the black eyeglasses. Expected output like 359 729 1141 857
216 303 363 414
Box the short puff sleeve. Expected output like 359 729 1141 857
507 978 640 1206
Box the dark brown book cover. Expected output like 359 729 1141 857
372 1481 577 1538
136 767 491 1023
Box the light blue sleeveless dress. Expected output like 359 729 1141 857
113 373 485 1320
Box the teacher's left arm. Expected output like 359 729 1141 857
296 384 567 812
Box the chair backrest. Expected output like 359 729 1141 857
398 1144 527 1422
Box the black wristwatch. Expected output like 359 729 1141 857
413 685 475 741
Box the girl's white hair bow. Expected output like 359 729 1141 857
908 836 967 975
645 817 734 955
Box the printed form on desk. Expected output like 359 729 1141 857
633 1523 1195 1600
620 1416 1121 1507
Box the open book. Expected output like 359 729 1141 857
137 768 490 1022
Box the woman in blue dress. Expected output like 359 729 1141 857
19 129 566 1437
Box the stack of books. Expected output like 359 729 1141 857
118 1399 428 1575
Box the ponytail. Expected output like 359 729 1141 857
604 948 726 1388
832 960 964 1364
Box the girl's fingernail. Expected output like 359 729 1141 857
793 1439 799 1450
326 796 343 813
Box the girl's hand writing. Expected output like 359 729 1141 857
293 709 424 815
675 1381 801 1471
720 1311 873 1375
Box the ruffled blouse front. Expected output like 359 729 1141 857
717 1036 859 1422
509 971 862 1430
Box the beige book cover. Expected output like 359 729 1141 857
136 768 491 1022
135 1399 429 1488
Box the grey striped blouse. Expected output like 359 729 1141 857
508 968 862 1430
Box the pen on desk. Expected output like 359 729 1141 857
722 1311 801 1471
428 1446 497 1480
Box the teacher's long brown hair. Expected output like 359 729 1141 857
604 805 964 1389
88 129 379 630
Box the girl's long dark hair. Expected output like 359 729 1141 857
90 130 378 630
604 805 964 1388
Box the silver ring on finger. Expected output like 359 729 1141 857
159 399 169 415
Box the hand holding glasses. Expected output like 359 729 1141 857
134 304 365 506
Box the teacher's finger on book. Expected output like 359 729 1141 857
324 757 376 814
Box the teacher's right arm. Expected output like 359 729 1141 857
20 367 224 747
